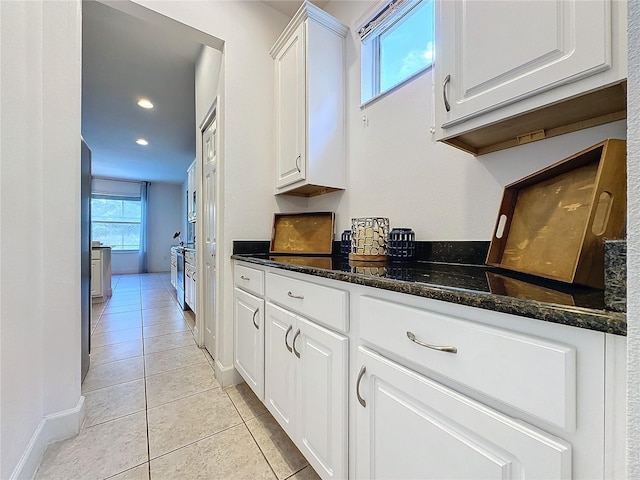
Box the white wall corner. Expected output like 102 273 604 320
628 0 640 478
10 396 85 480
214 359 244 389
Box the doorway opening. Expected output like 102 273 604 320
81 0 224 360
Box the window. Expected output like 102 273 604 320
91 196 142 251
360 0 434 104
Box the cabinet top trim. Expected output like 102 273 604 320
270 1 348 58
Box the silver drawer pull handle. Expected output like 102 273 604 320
295 154 301 173
285 325 293 352
356 365 367 408
406 331 457 354
240 275 250 281
292 329 301 358
252 308 259 330
443 74 451 112
287 291 304 299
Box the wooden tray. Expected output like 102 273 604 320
270 212 335 255
486 139 626 288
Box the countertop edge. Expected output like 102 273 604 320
232 254 627 336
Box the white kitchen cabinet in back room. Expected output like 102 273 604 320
270 1 347 197
264 301 348 480
435 0 627 155
170 248 178 289
91 247 112 301
187 160 196 223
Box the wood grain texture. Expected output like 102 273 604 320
270 212 335 255
487 139 627 287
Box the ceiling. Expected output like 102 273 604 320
82 0 327 185
82 1 202 184
262 0 330 17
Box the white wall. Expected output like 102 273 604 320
195 46 222 124
310 1 627 239
148 182 182 272
111 252 138 275
627 1 639 477
1 1 83 478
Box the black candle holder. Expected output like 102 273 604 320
340 230 351 256
388 228 416 261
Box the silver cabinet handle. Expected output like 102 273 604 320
443 74 451 112
356 365 367 408
406 331 457 354
287 291 304 300
295 154 301 173
292 329 301 358
252 308 259 330
285 325 293 352
240 275 250 281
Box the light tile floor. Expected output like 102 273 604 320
35 273 320 480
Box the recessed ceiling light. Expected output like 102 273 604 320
136 138 149 146
137 98 154 109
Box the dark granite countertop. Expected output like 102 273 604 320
232 253 626 336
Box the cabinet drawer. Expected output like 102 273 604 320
266 272 348 333
91 249 101 260
184 250 196 265
359 295 576 430
234 263 265 296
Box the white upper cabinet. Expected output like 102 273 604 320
187 160 196 223
274 23 306 190
435 0 627 155
271 2 348 197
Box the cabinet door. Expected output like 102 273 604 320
264 302 297 437
91 259 101 297
185 268 192 308
437 0 611 128
234 288 264 400
274 22 306 189
296 317 348 480
355 347 571 480
191 273 197 314
171 258 177 288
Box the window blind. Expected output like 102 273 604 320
91 178 143 198
358 0 414 41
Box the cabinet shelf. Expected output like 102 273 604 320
443 82 627 156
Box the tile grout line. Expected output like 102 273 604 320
145 385 220 411
139 277 153 480
225 389 281 480
146 421 245 464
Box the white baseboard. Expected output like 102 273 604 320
214 360 244 388
11 396 85 480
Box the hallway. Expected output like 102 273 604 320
35 273 319 480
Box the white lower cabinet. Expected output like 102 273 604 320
265 301 348 480
91 259 102 297
170 249 177 289
234 288 265 400
185 263 197 313
354 347 571 480
233 261 624 480
91 247 111 300
190 265 196 313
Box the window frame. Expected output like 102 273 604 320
359 0 434 106
90 194 143 252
